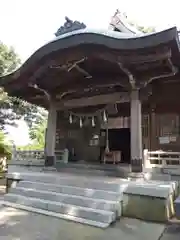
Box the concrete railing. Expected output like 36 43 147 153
10 149 69 166
55 149 69 164
12 150 44 161
144 149 180 168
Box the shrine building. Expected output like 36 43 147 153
1 11 180 173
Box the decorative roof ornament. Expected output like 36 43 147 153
109 9 141 34
55 17 86 37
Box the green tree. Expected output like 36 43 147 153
29 117 47 148
129 22 156 33
18 118 47 150
0 130 11 158
0 41 46 130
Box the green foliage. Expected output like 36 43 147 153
0 42 21 75
29 117 47 147
0 41 46 130
18 143 44 151
136 25 156 33
18 116 47 151
0 131 11 158
129 21 156 33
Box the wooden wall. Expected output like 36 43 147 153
55 111 101 162
55 81 180 162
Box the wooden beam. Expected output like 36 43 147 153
52 76 129 94
55 92 129 109
96 47 171 64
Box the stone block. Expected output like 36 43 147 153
174 195 180 219
1 201 110 228
6 178 20 193
122 182 175 222
10 187 122 217
18 181 122 201
122 193 174 222
4 193 48 210
163 168 180 176
3 193 115 224
47 201 115 223
124 182 172 198
145 180 179 198
145 172 171 181
16 174 129 193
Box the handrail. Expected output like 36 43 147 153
10 149 69 165
144 149 180 168
148 151 180 155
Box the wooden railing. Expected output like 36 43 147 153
144 149 180 168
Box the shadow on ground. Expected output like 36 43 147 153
0 205 165 240
160 224 180 240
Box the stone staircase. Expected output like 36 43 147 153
2 173 128 228
55 162 130 178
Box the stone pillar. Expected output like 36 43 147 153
130 89 143 172
45 102 57 166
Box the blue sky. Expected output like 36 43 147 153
1 0 180 145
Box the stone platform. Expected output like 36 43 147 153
2 170 179 228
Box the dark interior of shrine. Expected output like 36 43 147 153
100 128 131 164
108 128 131 164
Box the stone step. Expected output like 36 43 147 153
0 201 110 228
55 166 127 178
9 187 122 217
3 193 115 226
14 173 128 192
18 181 122 201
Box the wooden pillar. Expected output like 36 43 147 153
150 107 157 151
130 89 143 172
45 102 57 166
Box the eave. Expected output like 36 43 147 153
0 27 180 109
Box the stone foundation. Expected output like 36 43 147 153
6 178 20 193
122 181 176 222
45 156 55 167
4 169 180 225
131 159 143 172
122 194 174 222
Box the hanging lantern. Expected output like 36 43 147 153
79 117 83 128
69 114 73 124
91 116 95 127
103 110 107 122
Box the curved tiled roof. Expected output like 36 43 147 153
0 26 179 87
